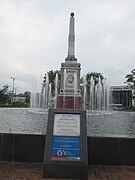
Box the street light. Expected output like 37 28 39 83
10 77 16 103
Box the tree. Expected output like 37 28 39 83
42 70 60 96
81 72 106 109
86 72 104 85
80 72 104 85
22 91 30 104
48 70 57 95
125 69 135 99
0 85 10 104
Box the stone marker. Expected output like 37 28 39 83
43 108 88 179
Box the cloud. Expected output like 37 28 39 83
0 0 135 92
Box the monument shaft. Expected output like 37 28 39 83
68 14 75 57
57 13 83 109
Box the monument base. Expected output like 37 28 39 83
56 95 83 109
43 163 88 179
43 109 88 180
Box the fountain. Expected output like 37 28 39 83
27 12 134 140
30 12 111 111
82 76 110 111
30 73 111 111
0 13 135 168
30 76 42 108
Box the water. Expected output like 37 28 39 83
30 75 42 108
87 110 135 137
30 73 111 110
0 108 47 135
82 76 110 110
0 108 135 137
54 73 58 108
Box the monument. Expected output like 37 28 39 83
43 109 88 179
56 12 83 109
43 13 88 179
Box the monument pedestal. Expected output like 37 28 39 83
43 163 88 179
43 109 88 180
56 95 83 109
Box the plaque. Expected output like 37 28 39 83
43 109 88 179
52 113 80 160
53 114 80 136
51 136 80 160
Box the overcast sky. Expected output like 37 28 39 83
0 0 135 93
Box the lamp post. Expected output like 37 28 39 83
10 77 16 103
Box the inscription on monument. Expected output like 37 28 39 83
43 109 88 179
52 114 80 160
53 114 80 136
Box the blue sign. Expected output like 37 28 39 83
51 136 80 160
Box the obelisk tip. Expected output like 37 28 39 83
70 12 74 17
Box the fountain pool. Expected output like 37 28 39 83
0 108 135 138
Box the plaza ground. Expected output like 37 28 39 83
0 161 135 179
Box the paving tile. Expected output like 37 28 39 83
0 162 135 180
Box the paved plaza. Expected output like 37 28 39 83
0 161 135 179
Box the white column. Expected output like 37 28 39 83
67 13 75 57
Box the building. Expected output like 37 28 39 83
13 96 26 103
110 86 133 107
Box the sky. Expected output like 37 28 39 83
0 0 135 93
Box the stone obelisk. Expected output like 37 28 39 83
57 13 83 109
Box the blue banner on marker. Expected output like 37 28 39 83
51 136 80 160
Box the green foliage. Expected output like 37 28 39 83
122 106 135 111
42 70 60 96
0 85 10 104
0 84 30 107
24 91 30 104
17 91 30 104
12 102 29 108
80 72 105 102
48 70 57 84
0 102 29 108
86 72 104 84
